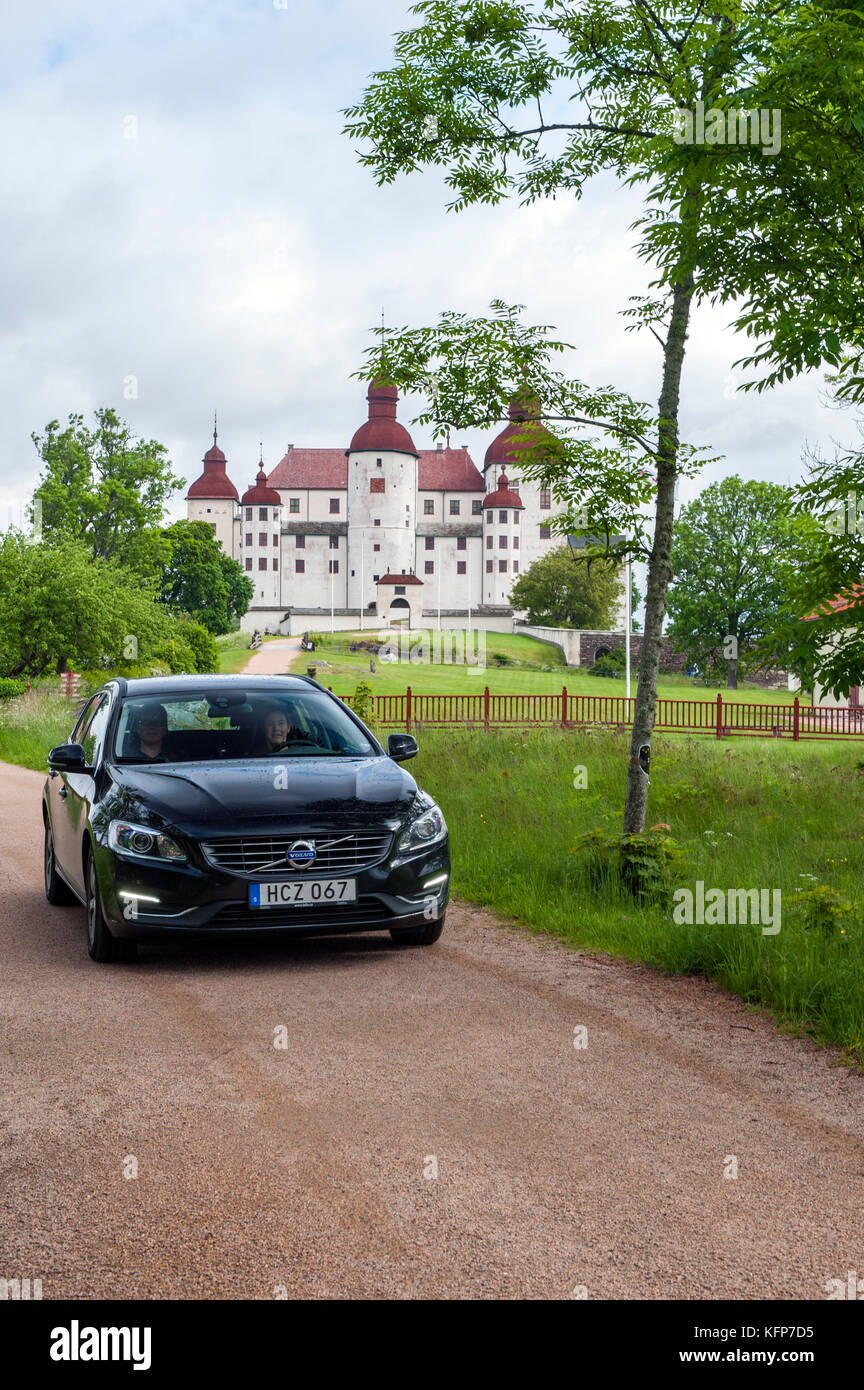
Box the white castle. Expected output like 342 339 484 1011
186 380 567 633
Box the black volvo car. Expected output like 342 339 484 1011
43 675 449 963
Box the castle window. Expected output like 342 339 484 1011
457 561 466 574
273 558 279 571
296 535 305 548
245 507 252 521
259 508 267 521
499 509 508 524
289 498 300 513
376 458 382 466
457 537 466 551
540 524 551 539
425 537 434 551
395 586 405 595
329 535 338 549
514 511 520 523
424 499 434 515
499 535 507 549
513 536 519 549
425 561 434 575
329 498 340 513
373 518 381 527
258 533 267 546
486 535 493 550
540 488 551 509
513 561 519 573
272 534 278 546
373 543 380 552
329 560 339 574
373 574 380 583
472 500 483 515
370 478 385 493
486 560 493 574
449 500 460 515
295 559 305 573
245 558 252 571
499 559 507 573
258 558 267 571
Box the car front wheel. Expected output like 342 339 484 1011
389 913 446 947
85 849 137 964
44 819 76 906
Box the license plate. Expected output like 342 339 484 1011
249 878 357 908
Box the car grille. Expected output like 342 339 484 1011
200 831 393 877
212 901 389 927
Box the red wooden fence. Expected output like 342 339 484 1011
331 687 864 740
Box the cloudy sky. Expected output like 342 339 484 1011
2 0 859 532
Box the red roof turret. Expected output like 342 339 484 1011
348 380 418 457
186 426 239 500
241 464 281 507
483 468 525 510
483 392 556 473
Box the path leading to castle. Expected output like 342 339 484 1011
2 757 863 1298
241 636 303 675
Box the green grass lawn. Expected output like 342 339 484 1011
408 727 864 1062
296 629 803 706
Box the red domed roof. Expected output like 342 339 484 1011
186 428 239 500
483 468 524 510
348 380 418 456
241 466 281 507
483 392 556 471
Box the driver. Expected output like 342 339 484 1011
131 703 168 762
258 704 308 753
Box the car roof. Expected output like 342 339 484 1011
116 675 315 697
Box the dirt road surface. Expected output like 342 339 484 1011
2 758 863 1300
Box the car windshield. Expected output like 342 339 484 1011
112 689 377 764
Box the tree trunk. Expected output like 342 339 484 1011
623 274 694 835
726 657 739 689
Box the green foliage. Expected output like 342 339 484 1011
511 545 623 629
0 678 27 700
667 476 811 686
351 679 378 730
572 827 685 905
31 407 183 574
158 520 253 634
591 646 627 678
789 886 856 938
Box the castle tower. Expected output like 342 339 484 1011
346 380 420 618
484 391 558 584
186 423 239 555
240 455 281 610
482 469 525 605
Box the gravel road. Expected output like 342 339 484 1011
2 758 862 1300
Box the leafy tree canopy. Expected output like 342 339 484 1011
158 520 254 635
511 544 623 629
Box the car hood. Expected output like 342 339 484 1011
105 756 419 836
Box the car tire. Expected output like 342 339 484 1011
85 848 137 964
44 818 77 906
389 913 446 947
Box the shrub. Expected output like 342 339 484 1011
351 680 378 730
0 678 27 701
591 647 627 678
572 827 685 905
789 885 856 936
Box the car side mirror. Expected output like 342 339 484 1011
48 742 88 772
387 733 418 762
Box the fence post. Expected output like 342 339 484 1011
483 685 490 732
406 685 412 732
793 695 799 742
715 692 722 739
561 685 568 729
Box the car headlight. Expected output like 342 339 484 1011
108 820 187 863
396 801 447 859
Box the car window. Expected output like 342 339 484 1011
80 696 111 767
113 690 376 763
71 694 101 744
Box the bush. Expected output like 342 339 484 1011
572 827 686 905
351 680 378 730
592 647 626 678
789 885 856 936
0 677 27 700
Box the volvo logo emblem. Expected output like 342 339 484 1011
286 839 316 869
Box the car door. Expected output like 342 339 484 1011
56 693 112 897
48 693 100 891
